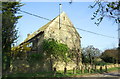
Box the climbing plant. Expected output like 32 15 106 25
42 38 70 70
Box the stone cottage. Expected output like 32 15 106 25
19 11 82 71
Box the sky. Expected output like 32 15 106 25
19 0 118 2
16 2 118 51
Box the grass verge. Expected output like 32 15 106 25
2 67 120 77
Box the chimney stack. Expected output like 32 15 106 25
27 34 30 37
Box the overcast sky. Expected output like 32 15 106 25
16 2 118 51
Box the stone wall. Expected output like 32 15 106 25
53 61 77 71
53 63 120 71
44 12 81 50
10 57 120 73
10 57 52 73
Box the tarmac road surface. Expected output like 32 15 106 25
84 71 120 77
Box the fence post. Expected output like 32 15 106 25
53 67 56 76
100 66 102 73
81 66 84 73
73 67 76 74
105 65 107 73
88 67 91 73
64 67 67 74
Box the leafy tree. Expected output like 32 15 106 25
90 1 120 26
42 38 70 71
100 48 119 63
2 2 23 73
82 45 101 64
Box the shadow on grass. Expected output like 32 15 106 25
2 67 120 78
2 71 69 78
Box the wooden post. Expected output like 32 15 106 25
88 67 91 73
73 67 76 74
81 67 84 73
64 67 67 74
105 65 107 73
94 65 97 72
53 67 56 76
100 66 102 73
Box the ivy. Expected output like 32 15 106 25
42 38 70 66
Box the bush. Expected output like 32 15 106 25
94 61 106 66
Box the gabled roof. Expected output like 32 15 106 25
23 19 53 43
21 12 63 44
20 11 80 45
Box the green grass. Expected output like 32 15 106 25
2 67 120 77
107 67 120 72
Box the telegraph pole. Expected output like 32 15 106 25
118 15 120 64
118 23 120 48
117 5 120 64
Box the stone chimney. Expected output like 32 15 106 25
27 34 30 37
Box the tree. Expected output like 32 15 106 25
2 2 23 73
100 48 119 63
90 0 120 26
82 45 101 64
69 0 120 25
42 38 70 71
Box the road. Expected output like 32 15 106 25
83 71 120 77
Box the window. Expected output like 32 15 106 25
29 42 33 47
27 42 33 47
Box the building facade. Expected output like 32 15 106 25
20 11 82 71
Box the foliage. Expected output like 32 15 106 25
94 61 106 66
27 53 44 61
42 38 70 67
82 45 101 64
2 2 23 72
90 1 120 26
100 48 118 63
2 2 23 52
69 0 119 25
